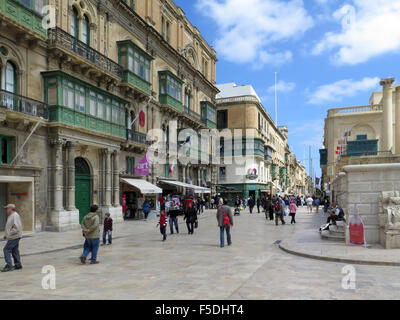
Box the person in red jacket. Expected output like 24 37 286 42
158 210 168 241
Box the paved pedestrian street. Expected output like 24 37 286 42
1 207 400 300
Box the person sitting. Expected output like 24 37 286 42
327 204 345 225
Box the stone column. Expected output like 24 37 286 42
395 86 400 154
66 141 78 211
51 139 65 212
380 78 395 152
104 149 112 207
113 150 120 206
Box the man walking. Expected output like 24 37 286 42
275 198 286 226
248 196 255 214
216 199 234 248
80 205 101 265
167 200 180 234
256 197 261 214
2 204 23 272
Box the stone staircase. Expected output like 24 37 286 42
320 221 346 242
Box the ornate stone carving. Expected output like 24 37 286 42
379 191 400 249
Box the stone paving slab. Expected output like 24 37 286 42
279 211 400 266
0 211 213 258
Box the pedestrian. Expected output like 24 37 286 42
80 205 101 265
167 200 180 234
315 197 320 213
248 196 255 214
1 204 23 272
158 210 168 241
216 198 233 248
210 198 215 209
256 198 261 214
102 213 113 246
275 198 286 226
185 202 198 235
323 197 330 214
306 196 313 214
142 201 151 220
289 200 297 225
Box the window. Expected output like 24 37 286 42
356 135 367 141
184 92 191 108
45 73 127 124
166 22 170 43
5 62 16 93
161 16 165 38
34 0 45 14
82 15 90 45
122 0 135 10
159 72 182 102
71 7 79 39
219 167 226 178
217 110 228 129
0 136 11 165
118 41 152 83
126 157 135 175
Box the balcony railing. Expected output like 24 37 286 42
0 90 48 119
217 95 260 105
127 129 151 145
184 106 201 122
48 28 123 78
328 104 382 117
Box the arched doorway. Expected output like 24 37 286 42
75 157 91 223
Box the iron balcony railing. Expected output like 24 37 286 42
0 90 48 119
184 106 201 122
48 27 123 78
127 129 151 145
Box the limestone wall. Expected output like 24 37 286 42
331 163 400 245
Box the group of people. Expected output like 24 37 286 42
157 195 202 242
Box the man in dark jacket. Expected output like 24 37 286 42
256 198 261 213
248 196 255 214
216 199 233 248
184 202 198 235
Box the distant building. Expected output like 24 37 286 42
215 83 307 202
321 78 400 197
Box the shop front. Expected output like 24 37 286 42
121 178 162 220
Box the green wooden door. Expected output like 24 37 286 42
0 183 7 231
76 174 91 224
75 157 91 224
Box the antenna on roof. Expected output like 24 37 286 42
275 72 278 125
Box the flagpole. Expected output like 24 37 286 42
275 72 278 125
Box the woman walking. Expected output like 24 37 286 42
289 200 297 225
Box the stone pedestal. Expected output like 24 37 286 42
379 191 400 249
46 209 80 232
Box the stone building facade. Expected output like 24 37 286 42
215 83 300 203
321 78 400 193
0 0 218 233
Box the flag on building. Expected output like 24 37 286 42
169 164 175 174
135 153 149 176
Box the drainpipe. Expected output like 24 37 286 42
395 86 400 155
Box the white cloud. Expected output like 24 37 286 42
196 0 313 67
308 77 380 105
313 0 400 65
288 120 325 148
267 80 296 93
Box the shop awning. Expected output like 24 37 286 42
122 178 162 194
159 180 211 194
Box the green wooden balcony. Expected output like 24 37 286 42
0 0 47 38
123 70 151 95
159 94 183 112
48 105 125 139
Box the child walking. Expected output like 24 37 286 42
158 210 168 241
289 200 297 225
102 213 113 246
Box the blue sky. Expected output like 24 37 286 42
174 0 400 178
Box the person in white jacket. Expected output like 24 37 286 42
2 204 23 272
